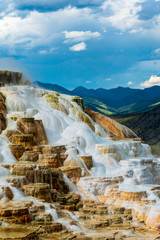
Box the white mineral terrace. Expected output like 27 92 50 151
0 84 160 234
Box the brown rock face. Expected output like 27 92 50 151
85 108 138 139
120 190 147 201
6 176 28 189
0 70 22 84
11 134 34 148
38 154 60 168
6 130 22 142
2 187 13 200
9 144 25 160
0 92 7 134
12 164 52 184
0 202 31 224
23 183 52 203
22 150 40 162
51 168 69 193
72 96 84 110
17 118 48 145
11 164 69 194
0 226 40 240
78 155 93 169
60 166 82 184
41 145 67 165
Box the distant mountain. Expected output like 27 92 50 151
113 105 160 146
34 81 71 95
72 85 160 108
33 81 160 116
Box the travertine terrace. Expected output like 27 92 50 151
0 71 159 239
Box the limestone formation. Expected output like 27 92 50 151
60 166 82 184
2 187 13 200
72 96 84 110
38 154 60 168
17 118 48 145
9 144 25 160
12 164 52 184
0 83 159 239
85 107 138 139
78 155 93 169
0 202 31 224
23 183 52 202
22 150 40 162
0 70 22 84
0 92 7 133
11 134 34 148
6 176 28 189
0 226 40 240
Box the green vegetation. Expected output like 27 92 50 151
150 101 160 107
116 98 160 114
83 97 116 116
150 145 160 157
112 105 160 146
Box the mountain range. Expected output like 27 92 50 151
34 81 160 116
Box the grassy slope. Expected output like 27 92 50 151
113 105 160 146
83 97 116 115
116 97 160 114
83 96 160 116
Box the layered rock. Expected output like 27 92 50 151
23 183 52 202
60 166 82 184
0 226 40 240
78 155 93 169
0 92 7 133
11 164 52 184
9 144 25 160
0 70 23 84
11 163 69 194
17 118 48 145
11 134 34 148
72 96 84 110
38 154 60 168
85 108 138 139
0 202 31 224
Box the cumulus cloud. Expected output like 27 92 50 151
105 78 112 81
0 6 96 50
69 42 86 51
101 0 143 31
64 30 101 43
140 75 160 87
127 81 133 85
39 48 55 55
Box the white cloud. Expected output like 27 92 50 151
140 75 160 88
39 48 55 55
0 6 95 50
69 42 86 51
127 81 133 85
64 30 101 43
105 78 111 81
39 50 48 55
155 48 160 53
101 0 144 32
86 80 92 83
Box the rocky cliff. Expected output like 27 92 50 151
85 108 138 139
0 81 159 239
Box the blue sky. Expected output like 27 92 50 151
0 0 160 89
